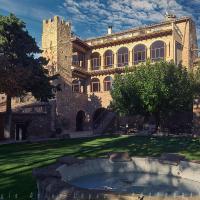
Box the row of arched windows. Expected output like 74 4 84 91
91 41 166 70
72 76 113 93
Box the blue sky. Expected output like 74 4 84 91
0 0 200 48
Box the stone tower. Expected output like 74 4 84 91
42 16 74 131
42 15 72 78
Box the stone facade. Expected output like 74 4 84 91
0 102 55 140
41 15 198 133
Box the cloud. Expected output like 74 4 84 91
0 0 199 47
60 0 200 44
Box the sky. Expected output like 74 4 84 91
0 0 200 48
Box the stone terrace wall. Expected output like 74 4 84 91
0 102 55 140
33 156 200 200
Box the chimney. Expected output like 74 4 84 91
107 25 112 35
165 13 176 21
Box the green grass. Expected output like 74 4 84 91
1 135 200 199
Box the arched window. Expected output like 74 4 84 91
133 44 146 64
104 76 113 91
117 47 129 67
72 80 81 93
150 41 166 61
91 52 101 70
90 78 100 92
104 50 114 68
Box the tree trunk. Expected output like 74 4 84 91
154 112 160 133
4 95 12 139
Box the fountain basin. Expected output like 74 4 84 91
33 156 200 200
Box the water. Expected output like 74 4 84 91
69 172 200 196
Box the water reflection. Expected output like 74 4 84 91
70 172 200 196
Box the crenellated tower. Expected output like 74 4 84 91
42 15 72 78
42 16 74 131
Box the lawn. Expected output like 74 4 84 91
1 135 200 199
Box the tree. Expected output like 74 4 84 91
0 14 54 139
111 61 193 131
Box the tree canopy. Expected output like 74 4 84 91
0 14 54 138
111 61 194 130
0 14 53 100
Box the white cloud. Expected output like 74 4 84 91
61 0 200 42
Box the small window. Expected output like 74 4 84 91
104 76 113 91
72 80 81 93
91 78 100 92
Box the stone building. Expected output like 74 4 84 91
41 14 198 134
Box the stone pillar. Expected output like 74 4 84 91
100 54 104 70
129 49 133 67
147 47 151 60
88 56 91 71
115 52 118 68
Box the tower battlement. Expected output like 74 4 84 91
42 15 72 79
42 16 71 28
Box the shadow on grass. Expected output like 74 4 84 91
0 135 200 199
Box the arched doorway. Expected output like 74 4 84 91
92 108 108 129
76 110 86 131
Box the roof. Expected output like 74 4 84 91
71 37 91 50
84 16 190 43
70 16 191 50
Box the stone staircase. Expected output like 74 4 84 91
93 110 116 135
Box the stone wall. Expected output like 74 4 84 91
0 113 4 139
0 102 55 140
41 16 198 134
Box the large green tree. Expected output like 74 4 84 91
111 61 193 130
0 14 54 139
